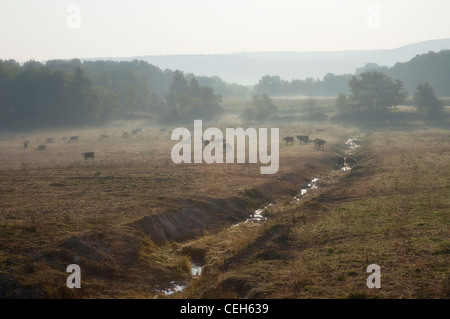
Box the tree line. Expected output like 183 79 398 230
333 71 444 123
254 50 450 97
0 60 227 130
1 50 448 130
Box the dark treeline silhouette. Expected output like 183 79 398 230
0 60 103 130
158 71 223 124
0 59 230 129
1 50 449 130
255 50 450 97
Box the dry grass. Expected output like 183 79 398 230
177 128 450 299
0 119 355 298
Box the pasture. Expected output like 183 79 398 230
0 98 448 298
178 128 450 299
0 118 356 298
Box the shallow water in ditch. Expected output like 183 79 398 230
156 262 203 296
158 138 361 296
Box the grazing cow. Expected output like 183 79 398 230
122 132 130 138
313 138 326 150
296 135 309 144
82 152 95 161
69 136 78 142
24 141 30 149
37 145 46 151
47 138 53 144
283 137 295 145
131 128 142 136
100 134 109 138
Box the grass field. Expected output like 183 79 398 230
177 128 450 299
0 99 448 299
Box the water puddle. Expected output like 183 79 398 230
246 204 273 223
157 262 203 296
159 281 187 296
342 138 361 170
191 263 203 276
346 139 361 149
294 177 320 201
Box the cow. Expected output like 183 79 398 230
159 129 166 133
47 138 54 144
100 134 109 138
24 141 30 149
313 138 326 150
283 137 295 145
122 132 130 138
37 145 46 151
82 152 95 161
69 136 78 142
131 128 142 136
296 135 309 144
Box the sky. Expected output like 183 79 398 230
1 0 450 62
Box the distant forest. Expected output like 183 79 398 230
254 50 450 97
0 50 449 130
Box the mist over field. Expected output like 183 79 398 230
0 0 449 307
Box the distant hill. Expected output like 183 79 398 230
93 38 450 85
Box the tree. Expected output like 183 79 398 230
254 75 289 96
335 93 350 115
348 71 407 113
413 83 443 120
161 71 223 124
241 94 277 122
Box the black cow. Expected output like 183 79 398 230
82 152 95 161
131 128 142 136
69 136 78 142
296 135 309 144
313 138 326 150
122 132 130 138
283 137 294 145
24 141 30 149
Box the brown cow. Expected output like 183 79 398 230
82 152 95 161
296 135 309 144
313 138 326 150
283 137 294 145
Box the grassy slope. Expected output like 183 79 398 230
179 129 450 299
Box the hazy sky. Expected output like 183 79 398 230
1 0 450 61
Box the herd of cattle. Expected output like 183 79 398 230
282 135 327 150
19 128 150 162
17 127 332 164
